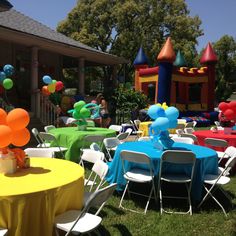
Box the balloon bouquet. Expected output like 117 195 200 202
68 100 100 130
0 108 31 173
0 64 15 110
41 75 64 96
147 103 179 150
218 101 236 128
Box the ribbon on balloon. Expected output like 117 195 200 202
147 103 179 150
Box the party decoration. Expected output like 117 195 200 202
41 75 64 97
3 78 13 90
148 104 179 150
0 64 15 92
3 64 14 77
0 108 31 173
218 101 236 122
68 101 99 130
11 128 30 146
0 125 13 148
6 108 30 131
0 108 7 125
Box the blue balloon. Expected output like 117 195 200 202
3 64 14 77
169 119 178 128
0 71 6 83
42 75 52 84
147 105 165 120
151 117 169 132
165 107 179 121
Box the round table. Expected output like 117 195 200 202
193 130 236 149
49 127 116 162
0 158 84 236
106 141 218 202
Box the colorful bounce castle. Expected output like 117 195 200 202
133 37 218 112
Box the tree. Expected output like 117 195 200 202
213 35 236 101
57 0 203 83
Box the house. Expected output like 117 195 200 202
0 6 127 118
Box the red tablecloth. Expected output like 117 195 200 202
193 130 236 151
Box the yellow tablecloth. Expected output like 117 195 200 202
139 120 187 136
0 158 84 236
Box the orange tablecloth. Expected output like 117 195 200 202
0 158 84 236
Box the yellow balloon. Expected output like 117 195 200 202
48 83 56 93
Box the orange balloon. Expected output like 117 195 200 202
6 108 30 131
0 125 12 148
11 128 30 147
0 108 7 125
42 85 51 96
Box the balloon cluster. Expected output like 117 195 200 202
68 101 91 126
41 75 64 96
0 108 30 148
147 104 179 150
0 64 15 92
218 101 236 121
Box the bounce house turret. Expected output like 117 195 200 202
174 50 187 67
133 38 217 112
133 47 149 91
200 43 218 111
157 37 176 105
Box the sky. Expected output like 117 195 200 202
8 0 236 51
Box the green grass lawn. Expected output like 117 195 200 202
82 126 236 236
84 169 236 236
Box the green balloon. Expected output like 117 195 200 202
3 78 13 90
80 107 90 118
52 79 57 84
72 110 81 120
74 101 86 112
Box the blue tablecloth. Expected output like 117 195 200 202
106 141 218 202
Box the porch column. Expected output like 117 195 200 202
78 57 85 96
30 47 39 116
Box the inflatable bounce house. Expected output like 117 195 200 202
134 37 219 125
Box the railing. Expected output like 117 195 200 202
0 97 14 112
38 92 59 127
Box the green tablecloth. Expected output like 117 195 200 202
49 127 116 162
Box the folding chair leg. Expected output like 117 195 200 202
119 181 129 209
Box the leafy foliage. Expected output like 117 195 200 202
57 0 203 81
213 35 236 101
112 84 149 111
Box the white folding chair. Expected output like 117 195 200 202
175 129 184 137
184 127 194 134
180 133 198 144
79 149 105 168
185 122 194 128
44 125 56 133
103 137 121 161
158 150 196 215
24 147 56 158
31 128 50 147
108 125 122 133
84 160 109 195
119 150 157 214
204 138 229 164
116 132 129 143
39 132 67 158
130 120 144 139
90 142 102 152
198 147 236 217
80 135 105 154
0 229 8 236
54 183 117 236
171 136 194 144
